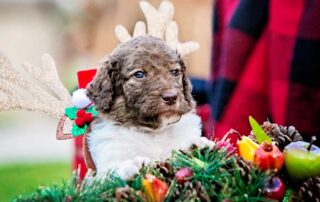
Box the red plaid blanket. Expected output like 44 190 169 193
211 0 320 144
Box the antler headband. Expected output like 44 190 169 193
115 1 199 56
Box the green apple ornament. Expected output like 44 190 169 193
283 136 320 181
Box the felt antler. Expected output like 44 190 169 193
139 0 174 39
115 0 199 56
165 21 199 57
115 1 173 42
0 52 72 119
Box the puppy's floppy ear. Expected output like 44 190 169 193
179 57 193 103
86 56 119 112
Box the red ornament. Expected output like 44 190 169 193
76 109 86 117
84 113 93 123
175 167 193 183
142 174 168 202
254 143 284 171
263 176 286 201
75 117 85 127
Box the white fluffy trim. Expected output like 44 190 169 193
72 89 91 109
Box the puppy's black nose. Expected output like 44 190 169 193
162 91 177 105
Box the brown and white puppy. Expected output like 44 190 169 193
86 36 212 179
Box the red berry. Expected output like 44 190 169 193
254 143 284 171
152 177 169 201
84 113 93 123
76 109 86 117
263 176 286 200
175 167 193 183
75 117 85 127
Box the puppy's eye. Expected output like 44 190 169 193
133 71 145 79
171 69 180 77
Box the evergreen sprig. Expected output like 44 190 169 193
14 146 270 202
14 171 128 202
170 147 268 201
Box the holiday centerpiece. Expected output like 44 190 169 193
14 117 320 201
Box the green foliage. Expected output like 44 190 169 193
71 124 88 137
219 168 268 202
65 106 99 137
171 148 233 192
249 116 272 144
86 106 99 117
65 106 99 121
14 147 270 202
170 148 267 201
14 171 129 202
282 189 294 202
64 107 78 120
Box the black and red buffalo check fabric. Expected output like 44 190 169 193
210 0 320 144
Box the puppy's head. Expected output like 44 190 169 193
87 36 195 130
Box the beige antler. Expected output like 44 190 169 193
165 21 200 57
115 0 199 56
139 0 174 39
0 53 72 119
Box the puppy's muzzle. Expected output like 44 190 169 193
161 90 178 105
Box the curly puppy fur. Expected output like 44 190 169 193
87 36 195 130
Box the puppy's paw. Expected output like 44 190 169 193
133 156 151 167
117 160 140 180
193 137 214 149
117 156 151 180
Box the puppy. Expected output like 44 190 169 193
86 36 212 179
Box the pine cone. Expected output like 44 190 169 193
299 177 320 202
195 181 211 202
154 160 176 179
171 181 193 201
236 157 254 182
261 122 303 151
289 192 300 202
115 186 138 202
171 181 210 202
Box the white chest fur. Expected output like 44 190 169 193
87 112 202 177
